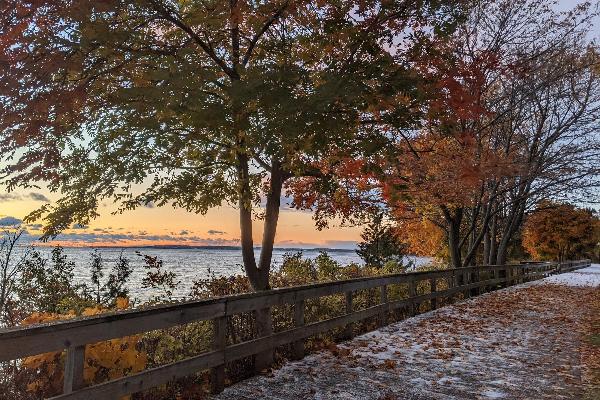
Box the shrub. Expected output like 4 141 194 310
4 248 438 400
20 298 146 399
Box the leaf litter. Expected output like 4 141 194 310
213 265 600 399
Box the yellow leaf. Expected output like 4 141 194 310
115 297 129 309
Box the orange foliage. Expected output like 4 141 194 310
384 133 511 210
522 201 600 262
21 298 147 398
285 157 380 229
395 217 447 258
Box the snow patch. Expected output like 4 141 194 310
539 264 600 288
481 389 507 398
214 268 594 400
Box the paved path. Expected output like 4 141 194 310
213 265 600 400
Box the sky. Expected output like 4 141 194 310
0 189 361 248
0 0 596 249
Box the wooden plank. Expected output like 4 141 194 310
224 304 386 363
63 345 85 394
210 316 227 394
225 275 409 315
398 276 508 308
51 351 223 400
291 300 305 360
0 300 225 362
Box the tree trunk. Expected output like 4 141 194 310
496 200 526 265
236 151 263 289
237 156 285 372
489 214 497 264
257 160 285 286
462 202 495 268
443 207 463 270
483 225 490 265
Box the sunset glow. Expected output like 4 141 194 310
0 188 361 249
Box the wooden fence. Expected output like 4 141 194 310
0 259 591 399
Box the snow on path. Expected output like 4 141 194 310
539 264 600 287
212 265 599 400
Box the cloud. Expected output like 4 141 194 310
43 231 240 246
274 240 320 249
71 223 87 229
29 192 50 202
207 229 226 235
180 230 190 235
0 193 22 201
142 201 155 208
0 192 50 202
26 223 43 230
0 216 23 226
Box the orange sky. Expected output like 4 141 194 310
0 188 361 249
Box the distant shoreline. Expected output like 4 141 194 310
33 244 358 252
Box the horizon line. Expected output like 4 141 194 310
28 243 359 251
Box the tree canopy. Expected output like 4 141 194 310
295 0 600 268
0 0 463 289
523 201 600 263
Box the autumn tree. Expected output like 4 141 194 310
293 0 600 269
0 0 462 292
383 0 600 268
523 201 600 262
395 217 446 259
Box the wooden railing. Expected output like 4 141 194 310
0 259 591 399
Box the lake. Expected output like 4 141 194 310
31 246 431 301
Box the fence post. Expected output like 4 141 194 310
343 291 353 339
409 278 417 316
517 265 526 283
463 270 470 299
254 307 273 373
210 316 227 394
379 285 388 327
450 270 458 302
291 300 305 360
471 269 480 297
430 278 437 310
63 345 85 394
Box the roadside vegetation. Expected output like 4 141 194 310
0 228 416 399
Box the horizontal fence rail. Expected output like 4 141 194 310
0 259 591 399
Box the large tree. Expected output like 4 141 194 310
0 0 461 290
